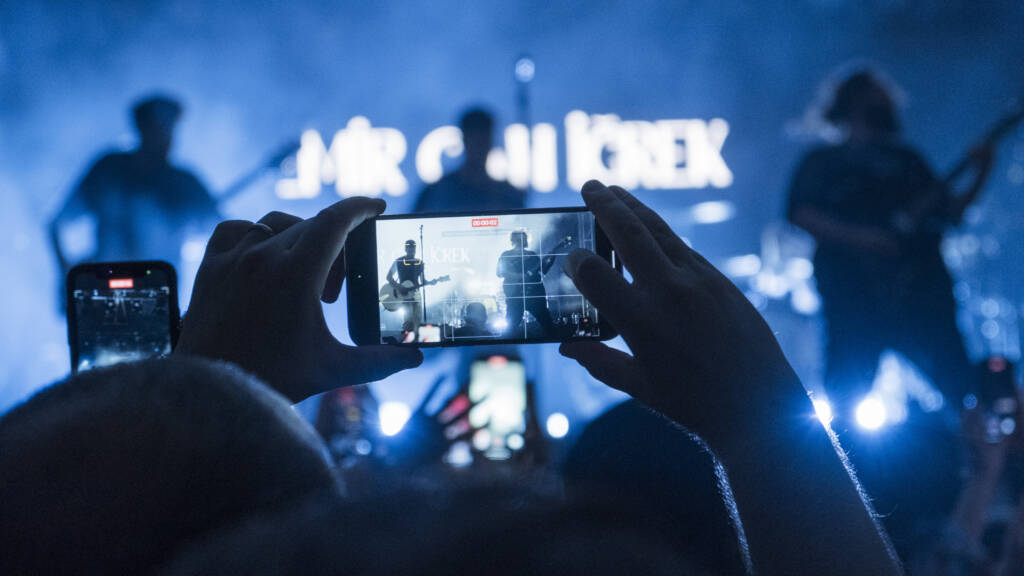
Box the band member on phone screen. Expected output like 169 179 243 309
787 68 995 423
386 240 426 341
497 230 557 338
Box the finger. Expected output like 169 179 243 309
414 374 448 415
563 248 638 339
259 211 303 233
580 180 671 277
445 417 480 443
444 416 475 441
205 220 253 255
559 341 645 397
328 342 423 387
235 211 305 251
293 197 386 284
438 396 475 426
321 249 346 303
437 394 472 423
607 185 696 267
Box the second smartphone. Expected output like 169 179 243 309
345 206 619 347
66 260 180 373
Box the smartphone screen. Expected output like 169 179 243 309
66 261 179 373
467 355 527 460
346 207 617 347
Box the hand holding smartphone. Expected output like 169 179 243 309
345 207 620 347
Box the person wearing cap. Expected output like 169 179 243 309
386 239 426 341
49 94 219 307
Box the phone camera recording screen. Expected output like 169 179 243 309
375 210 599 344
71 267 174 372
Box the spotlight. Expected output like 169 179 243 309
379 401 411 436
690 201 735 224
812 399 833 426
506 433 525 451
855 397 887 431
514 56 535 83
546 412 570 438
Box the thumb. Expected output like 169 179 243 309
560 340 643 395
327 342 424 387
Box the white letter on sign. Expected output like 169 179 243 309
415 125 463 185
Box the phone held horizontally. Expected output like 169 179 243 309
65 260 180 373
345 206 619 347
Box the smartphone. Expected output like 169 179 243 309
66 261 180 373
345 206 619 347
467 355 527 460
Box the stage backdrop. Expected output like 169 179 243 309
2 1 1023 422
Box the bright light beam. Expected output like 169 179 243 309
813 399 833 426
379 401 411 436
546 412 570 438
855 397 887 431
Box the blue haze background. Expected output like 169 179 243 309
2 1 1023 426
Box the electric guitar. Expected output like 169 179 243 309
379 275 451 312
879 100 1024 298
895 100 1024 240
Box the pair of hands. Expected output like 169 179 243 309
178 181 803 452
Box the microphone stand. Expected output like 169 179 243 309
420 224 427 324
515 54 534 196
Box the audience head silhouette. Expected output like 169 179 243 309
0 357 338 575
463 301 487 327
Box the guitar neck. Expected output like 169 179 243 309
944 107 1024 184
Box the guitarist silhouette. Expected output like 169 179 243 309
497 230 572 339
49 94 299 313
384 240 428 341
787 68 1006 423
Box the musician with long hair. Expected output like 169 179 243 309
787 67 996 425
497 230 558 338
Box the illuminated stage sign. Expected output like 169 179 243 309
276 111 732 199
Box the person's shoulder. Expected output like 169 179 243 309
492 179 525 200
890 141 928 163
435 172 460 186
422 173 460 194
799 143 841 163
493 178 521 193
88 150 132 171
169 164 210 191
